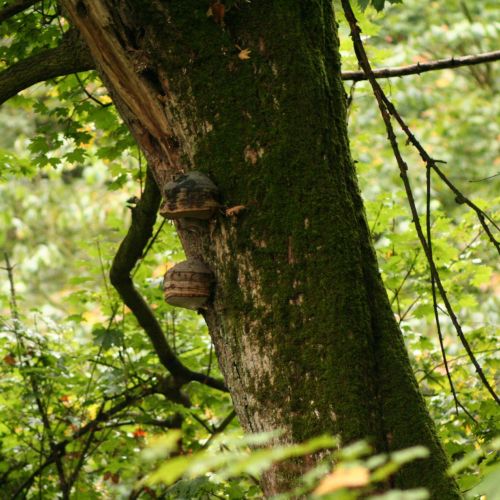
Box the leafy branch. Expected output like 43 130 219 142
10 382 159 499
2 253 71 495
0 28 94 105
341 0 499 408
0 0 38 23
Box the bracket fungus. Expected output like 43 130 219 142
163 258 214 310
160 171 220 220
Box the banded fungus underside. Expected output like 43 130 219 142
163 258 214 310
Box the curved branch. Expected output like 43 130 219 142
109 168 227 393
342 50 500 81
0 0 37 23
0 29 94 105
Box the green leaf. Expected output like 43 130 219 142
145 455 192 486
466 463 500 500
372 0 385 11
64 148 87 164
369 489 429 500
91 327 123 350
357 0 403 13
371 447 429 481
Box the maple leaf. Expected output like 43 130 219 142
238 48 251 60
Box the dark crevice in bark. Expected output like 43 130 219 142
109 167 227 393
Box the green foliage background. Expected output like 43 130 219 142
0 0 498 498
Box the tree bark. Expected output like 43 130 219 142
60 1 460 497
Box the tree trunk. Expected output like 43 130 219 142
61 0 460 497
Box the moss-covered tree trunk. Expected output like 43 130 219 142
61 0 460 497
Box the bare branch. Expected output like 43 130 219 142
109 167 227 393
0 0 37 23
0 29 94 105
468 173 500 183
342 50 500 81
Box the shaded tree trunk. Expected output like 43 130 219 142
61 0 460 497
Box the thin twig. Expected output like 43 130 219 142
74 73 111 107
390 250 420 306
398 295 421 324
65 405 104 494
132 218 166 278
425 167 474 421
369 202 384 237
468 173 500 183
191 412 214 434
201 410 237 450
416 348 498 384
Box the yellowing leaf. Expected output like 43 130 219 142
238 48 251 60
313 466 369 495
87 403 100 420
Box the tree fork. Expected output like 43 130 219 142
61 1 460 497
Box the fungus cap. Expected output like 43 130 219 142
160 171 219 220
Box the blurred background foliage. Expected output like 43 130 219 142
0 0 498 497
